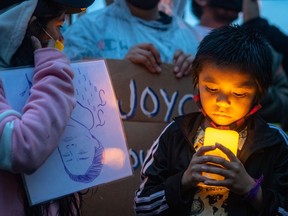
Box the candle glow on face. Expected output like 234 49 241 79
202 127 239 181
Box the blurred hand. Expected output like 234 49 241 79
125 43 162 73
243 0 260 22
31 36 42 50
173 49 194 79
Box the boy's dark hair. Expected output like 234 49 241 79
191 25 273 101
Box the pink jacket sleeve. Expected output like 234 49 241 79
0 48 76 174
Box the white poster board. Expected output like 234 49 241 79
0 60 132 205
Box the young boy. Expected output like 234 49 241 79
134 25 288 216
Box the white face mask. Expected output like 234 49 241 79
41 26 64 51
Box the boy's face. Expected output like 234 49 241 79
198 62 257 126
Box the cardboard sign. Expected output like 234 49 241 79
0 60 132 205
107 59 198 122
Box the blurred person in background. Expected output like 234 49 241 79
242 0 288 78
63 0 199 78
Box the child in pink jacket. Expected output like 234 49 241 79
0 0 94 215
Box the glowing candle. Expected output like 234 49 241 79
202 127 239 181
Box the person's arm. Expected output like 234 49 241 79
134 122 192 215
0 48 75 174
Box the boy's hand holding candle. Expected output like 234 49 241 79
201 127 239 182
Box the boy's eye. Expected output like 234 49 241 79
233 92 247 97
206 86 218 92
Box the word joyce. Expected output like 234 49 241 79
118 79 195 122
